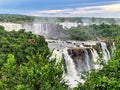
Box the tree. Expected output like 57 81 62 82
0 53 68 90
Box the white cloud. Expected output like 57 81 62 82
27 3 120 18
101 3 120 12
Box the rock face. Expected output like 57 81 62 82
49 40 115 88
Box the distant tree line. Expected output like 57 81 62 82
63 23 120 40
0 14 34 23
0 14 118 24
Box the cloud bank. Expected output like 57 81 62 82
28 3 120 18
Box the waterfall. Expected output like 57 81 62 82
0 22 64 39
48 40 115 88
90 48 100 69
0 23 23 31
84 49 91 71
62 48 81 88
50 49 63 63
112 42 116 55
63 48 77 76
57 22 80 29
100 42 111 62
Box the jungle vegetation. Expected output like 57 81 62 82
63 23 120 41
0 24 119 90
0 26 67 90
0 15 120 89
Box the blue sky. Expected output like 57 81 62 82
0 0 120 17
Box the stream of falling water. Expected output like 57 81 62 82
63 48 79 88
49 40 114 88
63 48 85 88
90 48 100 69
84 49 91 71
100 42 111 62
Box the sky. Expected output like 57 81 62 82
0 0 120 18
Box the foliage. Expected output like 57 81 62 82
74 36 120 90
0 54 68 90
63 24 120 40
0 27 49 66
0 14 34 23
0 27 68 90
0 26 4 30
0 15 120 89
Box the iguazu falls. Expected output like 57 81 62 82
0 0 120 90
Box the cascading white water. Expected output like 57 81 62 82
48 40 114 88
45 24 48 34
100 42 111 62
50 49 63 63
84 49 91 71
0 23 23 31
62 48 79 88
112 42 116 55
0 22 65 39
57 22 81 29
90 48 100 69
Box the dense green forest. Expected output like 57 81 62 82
0 26 67 90
0 24 119 90
0 15 120 89
63 24 120 40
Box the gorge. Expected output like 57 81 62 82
0 20 116 88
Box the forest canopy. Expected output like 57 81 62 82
63 24 120 40
0 17 120 89
0 25 68 90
